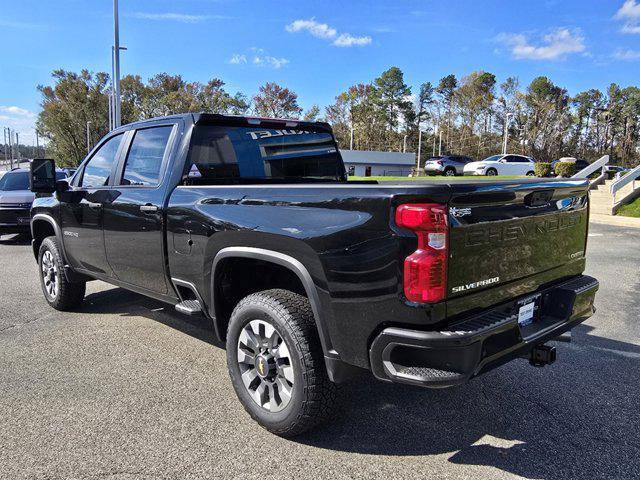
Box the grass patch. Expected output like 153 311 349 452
617 196 640 218
348 175 527 181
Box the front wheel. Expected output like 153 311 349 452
486 168 498 176
226 289 337 437
38 236 86 311
526 171 535 176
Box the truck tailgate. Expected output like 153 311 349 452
446 179 590 300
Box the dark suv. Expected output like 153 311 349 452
0 168 66 237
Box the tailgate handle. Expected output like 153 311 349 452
525 190 554 207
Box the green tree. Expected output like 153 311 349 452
253 82 302 118
37 70 110 166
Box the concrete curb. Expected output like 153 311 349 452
590 213 640 229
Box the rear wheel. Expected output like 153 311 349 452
38 236 86 311
444 167 456 176
486 168 498 176
226 289 337 437
526 171 535 176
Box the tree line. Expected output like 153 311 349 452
36 67 640 167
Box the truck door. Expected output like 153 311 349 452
60 133 125 276
102 124 176 294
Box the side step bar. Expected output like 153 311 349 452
175 299 203 316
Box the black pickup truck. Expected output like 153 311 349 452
29 113 598 436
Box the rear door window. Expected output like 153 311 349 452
120 126 173 186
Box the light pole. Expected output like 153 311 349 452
113 0 122 128
417 129 424 176
403 134 408 153
502 112 513 155
438 130 443 156
3 128 7 166
86 121 92 153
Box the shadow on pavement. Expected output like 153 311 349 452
79 287 640 479
0 233 32 245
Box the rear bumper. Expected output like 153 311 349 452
369 275 598 388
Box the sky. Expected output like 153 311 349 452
1 0 639 145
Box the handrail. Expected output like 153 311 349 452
572 155 609 179
610 164 640 203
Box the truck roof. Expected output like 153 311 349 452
115 112 332 133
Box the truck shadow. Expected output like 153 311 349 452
79 287 640 479
0 233 32 245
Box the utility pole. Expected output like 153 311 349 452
8 128 13 169
35 131 40 157
349 125 354 150
113 0 122 128
15 132 20 161
502 112 513 155
86 121 92 153
402 134 408 153
438 131 443 156
3 128 7 167
417 130 423 176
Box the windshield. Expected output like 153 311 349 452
0 172 29 191
482 155 503 162
185 125 346 183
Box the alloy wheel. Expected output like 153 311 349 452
41 250 58 299
236 319 295 413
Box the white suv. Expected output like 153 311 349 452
464 154 536 176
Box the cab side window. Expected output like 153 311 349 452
120 126 173 186
81 134 123 188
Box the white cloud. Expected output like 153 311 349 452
615 0 640 33
285 18 372 47
333 33 372 47
129 12 229 23
0 106 39 145
228 54 247 64
0 106 36 118
613 48 640 60
285 19 337 39
252 55 289 69
230 50 289 69
495 28 585 60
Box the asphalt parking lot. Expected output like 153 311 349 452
0 222 638 480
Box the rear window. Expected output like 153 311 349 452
184 125 345 182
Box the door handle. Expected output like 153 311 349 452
140 204 159 213
87 202 102 209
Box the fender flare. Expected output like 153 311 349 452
211 246 337 360
31 214 67 264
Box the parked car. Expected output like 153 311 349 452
550 158 589 176
424 155 474 176
603 165 628 179
463 154 536 176
29 113 599 436
0 168 66 237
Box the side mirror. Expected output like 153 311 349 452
30 158 57 193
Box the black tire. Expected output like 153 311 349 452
486 168 498 176
444 167 456 176
526 171 535 176
38 236 86 311
226 289 337 437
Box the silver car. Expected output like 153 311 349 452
424 155 474 176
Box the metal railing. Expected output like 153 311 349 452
571 155 609 179
610 164 640 204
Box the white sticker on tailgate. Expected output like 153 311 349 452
518 302 535 327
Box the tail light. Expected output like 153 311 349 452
436 160 443 166
395 203 448 303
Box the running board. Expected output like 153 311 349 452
175 299 203 316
